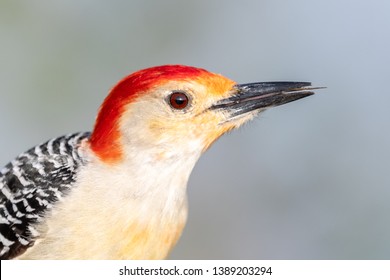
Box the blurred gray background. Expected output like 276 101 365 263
1 0 389 259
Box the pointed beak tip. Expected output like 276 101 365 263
211 81 322 117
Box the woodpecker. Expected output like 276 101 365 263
0 65 316 259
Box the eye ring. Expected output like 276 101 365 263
168 91 190 110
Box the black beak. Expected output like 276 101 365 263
211 82 319 118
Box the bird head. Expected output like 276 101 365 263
89 65 315 164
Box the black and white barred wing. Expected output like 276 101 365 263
0 132 90 259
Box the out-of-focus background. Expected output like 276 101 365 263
1 0 389 259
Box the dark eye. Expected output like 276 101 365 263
168 91 190 110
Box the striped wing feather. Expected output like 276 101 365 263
0 132 90 259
